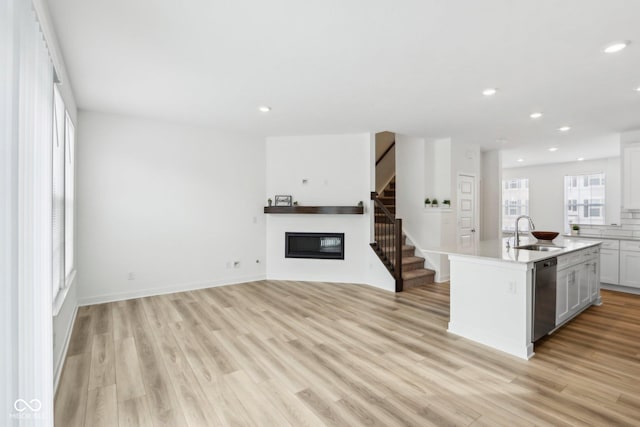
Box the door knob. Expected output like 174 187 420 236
471 229 476 233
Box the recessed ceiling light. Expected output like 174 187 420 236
548 147 558 152
558 126 571 132
482 88 498 96
577 157 585 161
603 41 630 54
636 86 640 92
258 106 271 113
530 112 543 119
517 158 524 163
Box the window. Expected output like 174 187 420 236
564 173 605 231
502 178 529 231
52 86 76 312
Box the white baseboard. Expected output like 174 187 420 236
77 275 267 306
601 283 640 295
436 274 450 283
54 304 78 392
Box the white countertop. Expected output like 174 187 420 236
426 236 602 264
563 234 640 242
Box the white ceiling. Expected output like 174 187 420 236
48 0 640 167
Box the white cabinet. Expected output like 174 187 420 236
567 268 581 312
556 248 600 327
600 248 619 285
579 261 591 305
622 143 640 210
620 240 640 288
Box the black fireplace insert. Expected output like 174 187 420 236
285 232 345 260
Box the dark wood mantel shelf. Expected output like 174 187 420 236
264 206 364 215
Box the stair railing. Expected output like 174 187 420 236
370 191 403 292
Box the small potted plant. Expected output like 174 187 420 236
424 198 431 207
431 198 438 207
571 224 580 236
357 201 363 207
267 198 272 207
443 199 451 207
293 201 299 206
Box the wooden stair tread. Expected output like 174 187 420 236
402 256 425 265
402 269 435 280
377 244 415 251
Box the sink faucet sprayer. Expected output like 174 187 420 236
513 215 535 248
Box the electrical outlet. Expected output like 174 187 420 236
233 260 240 268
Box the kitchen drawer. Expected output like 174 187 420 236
600 240 620 250
557 252 581 270
581 247 599 259
620 240 640 252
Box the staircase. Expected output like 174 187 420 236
372 179 435 291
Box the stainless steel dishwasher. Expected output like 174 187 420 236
532 257 557 342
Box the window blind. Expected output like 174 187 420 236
52 86 65 300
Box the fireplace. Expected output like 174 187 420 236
285 232 345 260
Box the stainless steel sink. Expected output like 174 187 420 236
515 244 565 252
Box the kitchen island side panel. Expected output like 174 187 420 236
447 256 535 359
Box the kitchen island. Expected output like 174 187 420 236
427 236 602 359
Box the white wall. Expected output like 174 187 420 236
265 133 394 290
424 138 452 203
396 137 481 281
396 134 426 243
481 150 502 240
77 111 266 304
503 157 621 233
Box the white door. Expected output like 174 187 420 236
457 174 477 248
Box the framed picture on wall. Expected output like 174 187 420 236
274 195 293 207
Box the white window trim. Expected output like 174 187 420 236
51 86 76 316
564 172 606 232
53 270 75 316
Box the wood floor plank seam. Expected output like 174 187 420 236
55 281 640 427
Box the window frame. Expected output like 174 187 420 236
52 85 76 315
564 172 606 232
502 178 530 232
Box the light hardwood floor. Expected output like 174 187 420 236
55 280 640 426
